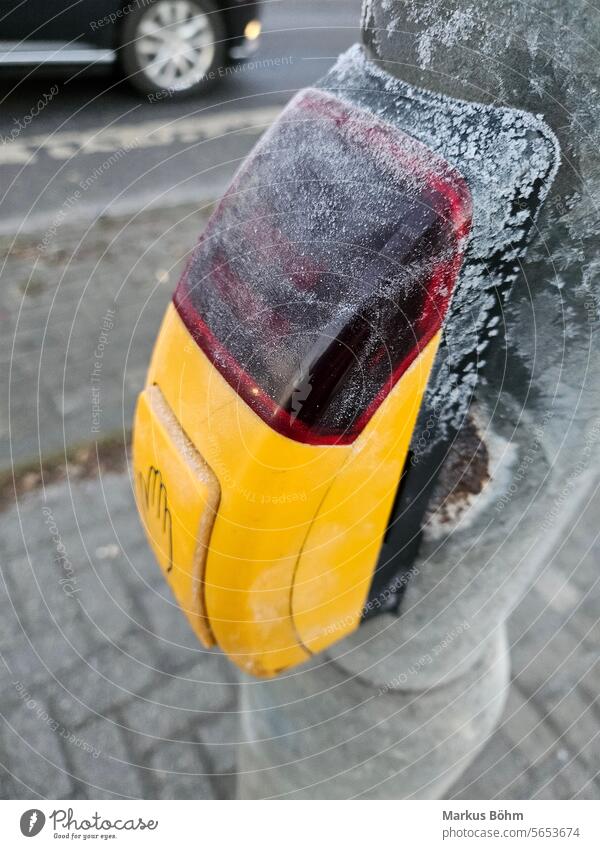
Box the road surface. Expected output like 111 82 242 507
0 0 362 233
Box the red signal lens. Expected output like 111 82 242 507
174 90 472 445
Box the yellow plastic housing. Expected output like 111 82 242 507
133 304 439 676
133 384 220 646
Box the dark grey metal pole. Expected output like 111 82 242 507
237 1 600 798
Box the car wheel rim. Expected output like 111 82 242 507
134 0 216 91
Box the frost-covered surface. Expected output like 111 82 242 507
315 21 600 694
177 86 471 440
321 44 559 439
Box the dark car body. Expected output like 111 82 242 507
0 0 261 79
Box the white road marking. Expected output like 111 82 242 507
0 106 281 165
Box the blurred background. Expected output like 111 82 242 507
0 0 598 799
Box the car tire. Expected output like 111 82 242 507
120 0 227 100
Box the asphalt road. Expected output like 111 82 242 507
0 0 362 234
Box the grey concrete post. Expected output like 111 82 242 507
237 1 600 798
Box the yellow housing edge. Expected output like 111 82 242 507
133 304 440 677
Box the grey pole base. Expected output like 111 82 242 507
236 627 509 799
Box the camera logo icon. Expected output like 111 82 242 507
20 809 46 837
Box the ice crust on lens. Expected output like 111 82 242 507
321 44 559 441
176 87 470 442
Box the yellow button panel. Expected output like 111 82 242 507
133 385 221 647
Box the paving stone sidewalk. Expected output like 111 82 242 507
0 203 212 469
0 463 598 799
0 464 238 800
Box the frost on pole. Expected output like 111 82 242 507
321 46 559 440
304 17 599 680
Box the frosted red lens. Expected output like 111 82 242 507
174 90 472 445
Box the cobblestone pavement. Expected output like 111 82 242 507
0 464 238 800
0 204 212 469
0 463 598 799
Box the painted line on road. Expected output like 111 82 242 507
0 106 282 165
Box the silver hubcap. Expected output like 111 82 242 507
135 0 216 91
